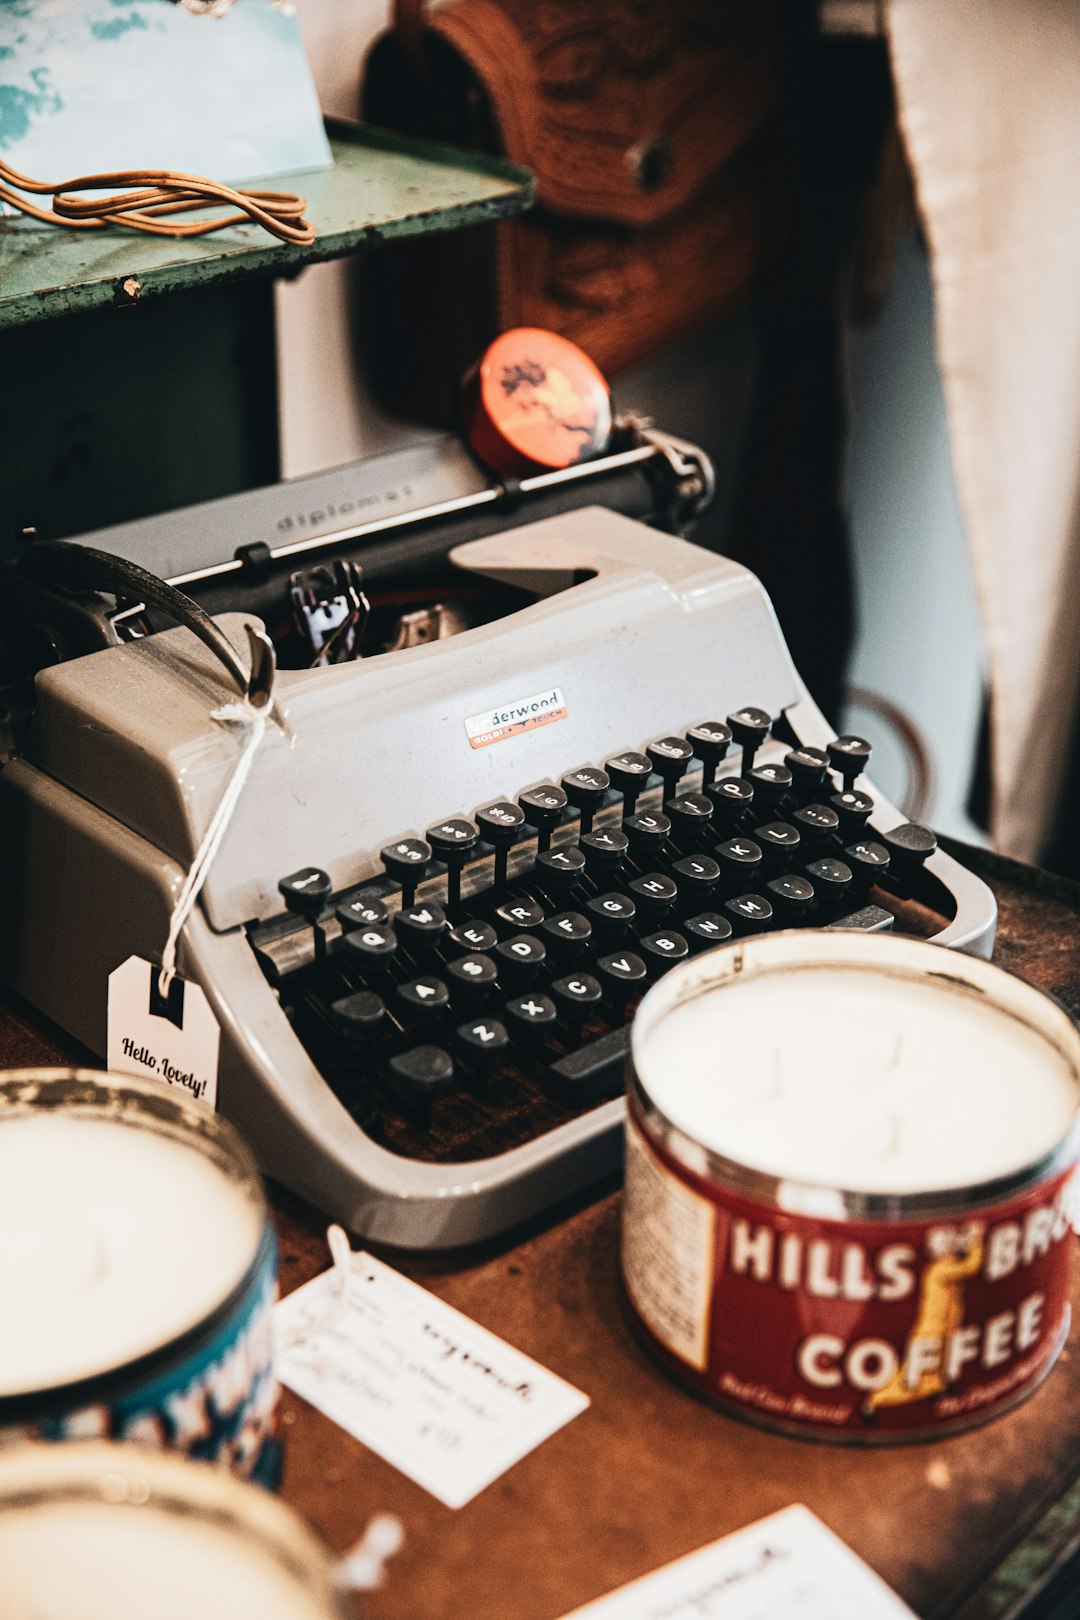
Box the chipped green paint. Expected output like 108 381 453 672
90 12 147 40
0 122 534 329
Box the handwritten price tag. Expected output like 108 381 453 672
275 1251 589 1508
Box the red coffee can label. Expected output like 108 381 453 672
623 1107 1079 1438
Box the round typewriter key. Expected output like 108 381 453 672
494 933 547 985
687 720 732 787
830 789 875 838
747 762 792 811
449 918 498 953
624 810 671 862
580 826 629 874
504 992 559 1040
495 896 545 932
552 972 603 1022
445 953 498 1001
706 775 755 824
723 892 774 932
586 890 637 937
664 793 713 844
397 975 450 1024
785 745 830 795
805 856 853 912
880 821 938 880
562 766 610 835
629 871 678 922
639 930 690 977
342 922 398 973
671 853 721 906
596 950 648 1003
766 872 816 921
335 893 388 932
380 837 432 907
476 801 524 889
793 801 840 848
624 931 1080 1440
393 900 448 953
646 736 693 795
534 844 587 899
827 734 873 790
427 817 479 856
540 910 593 959
385 1046 455 1114
331 989 387 1045
683 911 734 951
464 327 612 478
605 752 654 817
714 836 763 885
279 867 332 960
755 821 802 868
727 706 772 773
518 784 567 854
454 1016 510 1077
845 839 891 892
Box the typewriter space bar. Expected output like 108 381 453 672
548 1027 631 1106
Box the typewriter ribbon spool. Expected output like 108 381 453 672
622 932 1080 1441
0 1070 278 1475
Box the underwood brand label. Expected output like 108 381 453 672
465 687 568 749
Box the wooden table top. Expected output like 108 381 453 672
5 845 1080 1620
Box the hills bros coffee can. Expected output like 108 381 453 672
622 931 1080 1440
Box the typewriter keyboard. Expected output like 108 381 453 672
249 710 944 1166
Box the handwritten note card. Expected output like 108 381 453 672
558 1507 917 1620
275 1251 589 1509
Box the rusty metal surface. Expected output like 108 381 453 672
0 122 534 329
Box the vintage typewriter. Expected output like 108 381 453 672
0 430 996 1249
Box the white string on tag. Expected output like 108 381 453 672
158 695 267 997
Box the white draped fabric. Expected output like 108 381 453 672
886 0 1080 860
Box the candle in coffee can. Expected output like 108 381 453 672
0 1443 349 1620
622 932 1080 1440
0 1069 278 1475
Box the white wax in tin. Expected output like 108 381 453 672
0 1502 330 1620
637 967 1080 1193
0 1114 262 1397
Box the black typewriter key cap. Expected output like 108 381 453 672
687 721 732 788
547 1026 631 1106
827 734 872 790
805 856 854 912
706 775 755 825
397 975 450 1024
475 800 524 889
605 751 653 817
727 706 772 775
879 822 937 884
785 745 830 797
845 838 891 893
671 853 721 908
755 821 802 869
640 929 690 977
342 922 399 974
454 1016 510 1082
684 912 734 952
793 802 840 849
540 910 593 959
393 900 449 954
830 789 875 839
335 893 388 933
624 810 671 863
561 767 610 836
714 835 763 886
331 989 387 1047
628 871 678 923
445 953 498 1001
551 971 603 1024
518 784 567 854
495 895 546 932
646 736 694 797
427 817 479 914
448 918 498 953
504 992 558 1043
385 1046 455 1118
279 866 332 959
724 893 774 934
494 932 547 985
580 826 629 876
596 950 649 1004
747 762 793 813
586 890 637 938
664 792 713 845
380 837 432 908
533 844 587 898
767 873 816 923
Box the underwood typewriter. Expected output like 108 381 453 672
0 432 996 1249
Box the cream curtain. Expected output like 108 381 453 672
886 0 1080 861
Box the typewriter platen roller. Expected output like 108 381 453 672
0 504 996 1249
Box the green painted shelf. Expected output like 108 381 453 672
0 120 535 328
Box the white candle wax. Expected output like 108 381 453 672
0 1113 262 1397
636 965 1080 1194
0 1502 332 1620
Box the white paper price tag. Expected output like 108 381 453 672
275 1250 589 1509
107 955 220 1110
558 1506 916 1619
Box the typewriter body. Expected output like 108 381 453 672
0 433 996 1249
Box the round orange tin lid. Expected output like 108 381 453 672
465 328 612 478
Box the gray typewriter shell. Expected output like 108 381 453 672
0 449 997 1250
